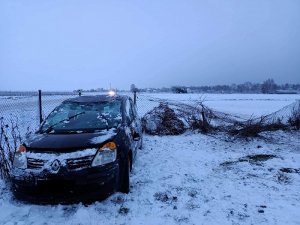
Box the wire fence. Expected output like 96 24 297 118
0 91 77 137
0 91 165 139
1 91 298 139
0 92 40 134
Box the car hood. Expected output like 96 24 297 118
25 128 118 152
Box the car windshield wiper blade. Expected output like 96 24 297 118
41 112 85 133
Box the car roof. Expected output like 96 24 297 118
63 94 129 104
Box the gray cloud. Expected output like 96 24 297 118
1 0 299 91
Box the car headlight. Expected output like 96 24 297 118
91 142 117 167
13 145 27 169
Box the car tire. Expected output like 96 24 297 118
119 155 130 194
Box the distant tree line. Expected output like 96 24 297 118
71 79 299 94
139 79 300 94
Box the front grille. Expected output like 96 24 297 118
27 157 46 169
66 155 94 170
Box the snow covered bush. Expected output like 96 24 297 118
142 103 186 135
141 101 222 135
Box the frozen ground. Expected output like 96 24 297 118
0 93 300 224
0 131 299 225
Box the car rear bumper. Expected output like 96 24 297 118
11 162 119 204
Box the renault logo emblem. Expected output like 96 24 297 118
51 160 61 172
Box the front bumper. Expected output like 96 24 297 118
11 162 119 204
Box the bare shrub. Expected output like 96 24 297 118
170 100 215 133
228 115 288 138
288 103 300 129
194 101 214 133
0 117 22 180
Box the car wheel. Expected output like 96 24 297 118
119 155 130 194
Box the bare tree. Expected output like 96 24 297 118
261 79 277 94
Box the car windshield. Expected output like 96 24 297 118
40 100 122 134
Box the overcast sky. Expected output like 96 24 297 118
0 0 299 91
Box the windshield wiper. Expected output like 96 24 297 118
41 112 85 134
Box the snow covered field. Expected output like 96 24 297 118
0 93 300 225
137 93 300 119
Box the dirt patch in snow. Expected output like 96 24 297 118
154 191 178 204
220 154 278 167
276 172 293 185
279 167 300 174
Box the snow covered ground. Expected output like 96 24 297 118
0 131 299 225
0 93 300 225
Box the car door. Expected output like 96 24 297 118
129 99 142 141
125 98 140 160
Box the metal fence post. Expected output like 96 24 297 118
133 91 137 105
38 90 43 124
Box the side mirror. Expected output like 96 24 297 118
133 132 140 141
